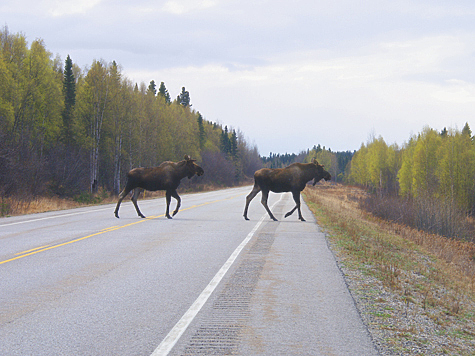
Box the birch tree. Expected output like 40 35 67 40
76 59 110 193
411 127 441 198
438 128 475 211
397 137 416 197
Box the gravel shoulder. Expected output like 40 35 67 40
323 215 475 355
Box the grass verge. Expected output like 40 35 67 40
304 184 475 355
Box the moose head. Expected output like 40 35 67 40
184 155 204 179
311 159 331 186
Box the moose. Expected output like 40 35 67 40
114 155 204 219
243 159 331 221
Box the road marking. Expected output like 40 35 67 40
0 206 113 227
0 215 165 265
14 245 51 255
150 197 282 356
0 192 245 228
0 193 247 266
0 216 164 265
100 226 120 232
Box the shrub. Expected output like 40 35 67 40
359 192 474 241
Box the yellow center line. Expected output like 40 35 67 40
0 214 165 265
101 226 119 231
0 192 247 266
15 245 51 255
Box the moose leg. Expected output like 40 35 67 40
114 187 132 218
243 184 261 220
261 189 278 221
131 188 146 218
285 191 305 221
171 190 181 216
165 190 173 219
284 205 297 218
284 191 299 218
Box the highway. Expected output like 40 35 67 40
0 186 379 355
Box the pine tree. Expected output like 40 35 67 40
178 86 191 107
197 112 205 149
221 126 230 155
230 129 238 159
62 54 76 142
147 80 157 95
462 122 472 138
158 81 171 104
440 127 448 138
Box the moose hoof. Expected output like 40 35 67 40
244 216 250 221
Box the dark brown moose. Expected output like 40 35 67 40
114 155 204 219
243 159 331 221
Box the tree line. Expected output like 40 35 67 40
262 145 353 183
0 27 262 203
347 123 475 239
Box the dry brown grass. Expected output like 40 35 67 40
304 183 475 354
305 184 475 294
1 195 82 216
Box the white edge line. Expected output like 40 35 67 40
0 199 165 227
0 206 112 227
150 197 282 356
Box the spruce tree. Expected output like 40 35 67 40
147 80 157 95
158 81 171 103
178 86 191 107
221 126 230 155
197 112 205 149
230 129 238 159
62 54 76 142
440 127 448 138
462 122 472 138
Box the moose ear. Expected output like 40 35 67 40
184 155 190 161
312 158 319 165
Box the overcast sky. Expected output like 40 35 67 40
3 0 475 155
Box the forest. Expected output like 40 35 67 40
347 124 475 240
5 26 472 242
0 27 263 209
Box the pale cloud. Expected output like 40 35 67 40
401 1 475 19
433 80 475 104
162 0 218 15
45 0 102 16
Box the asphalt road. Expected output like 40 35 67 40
0 186 379 355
